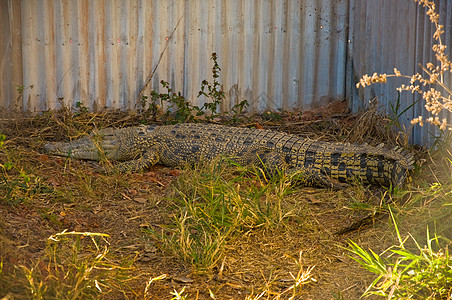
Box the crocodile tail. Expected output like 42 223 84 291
390 146 415 187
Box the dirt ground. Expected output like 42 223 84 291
0 102 441 299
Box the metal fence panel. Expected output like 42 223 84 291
0 0 349 113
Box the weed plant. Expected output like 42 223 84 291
197 52 225 120
142 53 249 123
150 80 198 123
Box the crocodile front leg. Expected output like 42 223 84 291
114 147 161 172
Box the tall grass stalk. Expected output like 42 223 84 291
345 208 452 299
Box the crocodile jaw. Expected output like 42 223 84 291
44 135 120 161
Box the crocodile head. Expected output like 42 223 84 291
44 125 157 161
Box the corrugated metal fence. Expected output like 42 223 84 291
0 0 349 112
1 0 451 145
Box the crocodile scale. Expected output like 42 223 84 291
44 123 415 188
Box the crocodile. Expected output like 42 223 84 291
43 123 414 188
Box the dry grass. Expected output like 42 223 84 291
0 104 450 299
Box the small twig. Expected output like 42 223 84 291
136 14 185 107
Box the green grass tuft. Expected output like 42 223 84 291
345 207 452 299
145 161 299 273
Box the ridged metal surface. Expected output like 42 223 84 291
0 0 349 113
1 0 451 145
348 0 452 145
